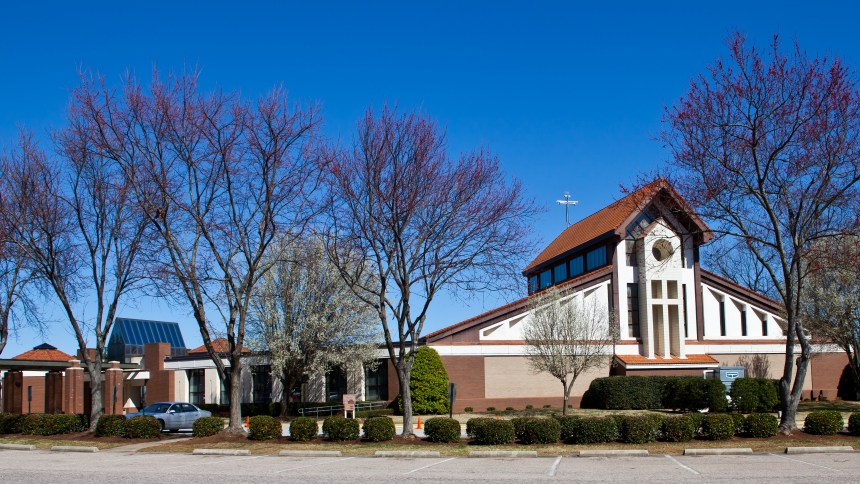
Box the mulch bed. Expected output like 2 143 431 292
0 432 186 444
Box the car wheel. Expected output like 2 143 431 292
157 420 165 432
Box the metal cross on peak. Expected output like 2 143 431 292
556 191 578 226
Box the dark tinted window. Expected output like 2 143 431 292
627 283 640 338
553 263 567 283
586 246 606 270
142 403 171 413
570 257 583 277
539 270 552 289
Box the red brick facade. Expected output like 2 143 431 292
143 342 175 403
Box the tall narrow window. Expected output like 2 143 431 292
719 300 726 336
570 256 583 277
528 276 538 294
539 270 552 289
364 361 389 401
252 365 272 403
220 376 230 405
741 309 748 337
187 369 204 405
586 246 606 270
625 240 638 266
553 263 567 284
627 283 640 338
762 315 768 337
682 284 688 338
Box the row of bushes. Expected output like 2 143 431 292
0 413 89 436
581 376 780 413
95 415 164 438
246 415 398 442
195 401 352 418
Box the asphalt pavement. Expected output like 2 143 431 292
1 448 860 483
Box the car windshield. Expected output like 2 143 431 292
141 403 172 413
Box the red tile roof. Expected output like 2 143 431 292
189 338 251 354
615 354 719 366
13 344 75 362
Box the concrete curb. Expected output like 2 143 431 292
51 446 99 453
0 444 35 451
192 449 252 456
375 451 441 458
785 446 854 454
579 449 648 457
468 451 538 458
280 450 343 457
684 448 752 456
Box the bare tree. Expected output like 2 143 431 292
66 70 327 433
0 127 147 430
249 236 380 416
657 32 860 433
325 105 541 436
801 236 860 394
735 354 772 379
523 286 617 415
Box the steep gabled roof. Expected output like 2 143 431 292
13 343 74 362
523 179 711 273
189 338 251 354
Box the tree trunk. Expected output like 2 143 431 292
87 358 103 432
226 359 244 434
561 380 570 417
396 364 414 438
778 316 811 435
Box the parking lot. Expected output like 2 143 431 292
1 449 859 483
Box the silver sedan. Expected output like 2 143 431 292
125 402 212 432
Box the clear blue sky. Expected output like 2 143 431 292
2 1 859 357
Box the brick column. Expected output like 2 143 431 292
44 371 64 414
103 361 123 415
2 370 23 414
63 360 84 415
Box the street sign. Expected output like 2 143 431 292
343 394 356 418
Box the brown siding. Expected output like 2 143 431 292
440 356 484 400
810 352 850 400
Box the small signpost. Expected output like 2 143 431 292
343 394 356 419
448 382 457 418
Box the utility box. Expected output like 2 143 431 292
708 366 744 392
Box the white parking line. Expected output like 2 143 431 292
404 457 457 475
767 453 841 472
275 457 356 473
548 456 562 476
164 455 264 470
665 455 699 475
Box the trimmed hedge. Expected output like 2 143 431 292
473 419 515 445
22 414 85 436
0 413 25 434
249 415 282 440
804 411 844 435
730 413 746 434
323 416 360 442
662 416 696 442
744 413 778 438
517 418 560 444
289 417 319 441
123 416 161 438
619 415 658 444
424 417 461 443
702 414 735 440
95 415 127 437
192 417 225 438
685 413 704 434
729 378 779 413
466 418 494 438
566 417 618 444
848 412 860 436
555 416 580 441
363 416 395 442
582 376 728 412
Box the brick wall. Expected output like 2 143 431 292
440 356 484 400
143 343 175 403
810 352 850 400
21 376 46 414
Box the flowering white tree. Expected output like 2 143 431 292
523 287 618 415
249 236 380 416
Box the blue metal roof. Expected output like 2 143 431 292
109 318 186 349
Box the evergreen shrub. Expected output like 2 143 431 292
95 415 127 437
702 414 735 440
555 416 580 441
566 417 618 444
848 412 860 436
730 413 746 434
122 416 161 438
466 417 493 438
464 407 473 412
396 347 449 415
424 417 461 443
192 417 225 438
619 415 658 444
473 419 515 445
518 418 560 444
744 413 778 438
804 411 844 435
248 415 282 440
662 416 696 442
0 413 25 434
729 378 780 413
22 414 85 436
362 416 395 442
323 416 360 441
289 417 318 441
